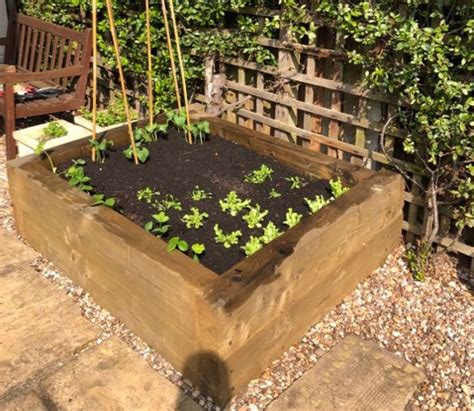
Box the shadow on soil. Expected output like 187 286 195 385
175 351 231 410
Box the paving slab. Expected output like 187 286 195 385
40 337 203 411
267 335 426 411
0 231 38 269
0 231 100 400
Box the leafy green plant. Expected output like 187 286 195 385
123 143 149 163
65 159 92 192
166 109 187 133
286 176 305 189
305 195 330 214
191 243 206 262
134 123 168 143
283 208 303 228
214 224 242 248
137 187 158 204
92 194 116 208
242 204 269 229
260 221 283 245
190 186 212 201
268 188 282 199
167 236 189 253
406 243 430 281
329 178 349 199
244 164 274 184
34 141 57 173
144 211 170 238
181 207 209 229
219 191 251 216
89 138 113 164
42 121 67 140
81 97 138 127
189 120 210 144
155 194 182 211
242 236 263 257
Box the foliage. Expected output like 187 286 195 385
214 224 242 248
181 207 209 229
190 185 212 201
155 194 182 211
189 120 210 144
89 138 113 164
242 204 269 229
305 195 330 214
242 236 263 257
167 236 189 253
244 164 274 184
123 142 149 164
34 141 57 174
191 243 206 262
137 187 157 203
283 208 302 228
42 121 67 140
64 159 92 192
406 244 430 282
81 96 138 127
145 211 170 238
92 194 116 208
268 188 282 199
219 191 251 216
329 178 349 199
260 221 282 245
286 176 305 189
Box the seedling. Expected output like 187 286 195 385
189 120 210 144
155 194 182 211
123 142 149 163
181 207 209 229
304 195 330 214
34 141 57 173
268 188 282 199
145 211 170 238
286 176 305 189
260 221 283 244
214 224 242 248
89 138 113 164
134 123 168 143
191 243 206 262
242 236 263 257
244 164 274 184
283 208 303 228
242 204 269 229
65 159 92 192
166 109 187 132
329 178 349 198
190 186 212 201
92 194 116 208
219 191 251 216
42 121 67 140
167 236 189 252
137 187 158 203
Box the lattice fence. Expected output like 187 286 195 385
195 7 473 268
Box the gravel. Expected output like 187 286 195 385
0 135 472 410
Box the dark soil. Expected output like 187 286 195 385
59 130 332 274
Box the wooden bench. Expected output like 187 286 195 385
0 1 92 160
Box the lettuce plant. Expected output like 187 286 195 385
304 195 330 214
219 191 251 216
283 208 303 228
242 204 268 229
242 236 263 257
191 243 206 262
286 176 305 189
329 178 349 198
268 188 282 199
260 221 283 244
181 207 209 229
190 186 212 201
214 224 242 248
244 164 274 184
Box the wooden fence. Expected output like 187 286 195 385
194 7 473 269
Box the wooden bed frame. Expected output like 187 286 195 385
7 115 404 405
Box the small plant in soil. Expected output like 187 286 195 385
219 191 251 216
124 142 149 163
244 164 274 184
284 208 303 228
189 120 210 144
155 194 182 211
190 186 212 201
135 123 168 143
329 178 349 198
261 221 283 244
181 207 209 229
42 121 67 140
268 188 282 199
167 236 189 253
89 138 113 164
65 159 92 192
191 243 206 262
92 194 116 208
242 236 263 257
166 109 187 133
305 195 330 214
214 224 242 248
242 204 269 229
137 187 158 203
145 211 170 238
286 176 305 189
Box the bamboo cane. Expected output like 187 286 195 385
91 0 97 162
161 0 182 111
145 0 154 126
167 0 193 144
105 0 139 164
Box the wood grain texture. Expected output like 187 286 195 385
7 117 403 406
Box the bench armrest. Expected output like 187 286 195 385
0 65 83 84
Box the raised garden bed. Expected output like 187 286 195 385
7 114 403 405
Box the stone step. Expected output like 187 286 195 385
267 335 425 411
